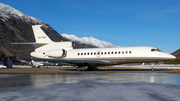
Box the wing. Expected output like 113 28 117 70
21 58 110 66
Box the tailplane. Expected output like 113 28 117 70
32 25 53 44
1 47 15 58
12 25 73 51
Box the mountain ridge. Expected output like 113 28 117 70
61 34 116 48
172 48 180 58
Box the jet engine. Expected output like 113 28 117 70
45 49 66 58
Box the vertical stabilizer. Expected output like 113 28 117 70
32 25 53 43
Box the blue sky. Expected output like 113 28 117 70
1 0 180 53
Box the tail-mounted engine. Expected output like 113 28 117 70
44 49 67 58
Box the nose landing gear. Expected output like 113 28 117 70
77 66 98 71
150 63 155 71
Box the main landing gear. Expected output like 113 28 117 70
77 66 98 71
87 66 98 71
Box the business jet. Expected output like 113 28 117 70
17 25 176 71
30 60 44 68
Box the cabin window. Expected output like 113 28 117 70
122 51 124 54
84 53 86 55
101 52 103 55
91 52 93 55
108 52 110 54
129 51 132 54
94 52 96 55
87 53 89 55
81 53 83 55
115 52 117 54
126 51 128 54
105 52 107 55
97 52 100 55
118 51 121 54
111 52 114 54
78 53 80 55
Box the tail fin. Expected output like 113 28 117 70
32 25 53 43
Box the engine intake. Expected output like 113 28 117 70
45 49 66 58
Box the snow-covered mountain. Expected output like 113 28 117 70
0 3 37 22
0 3 47 26
61 34 116 48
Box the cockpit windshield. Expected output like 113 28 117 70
151 48 162 52
157 49 162 52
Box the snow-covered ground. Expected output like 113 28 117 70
12 65 32 68
1 73 180 101
113 64 180 69
11 64 180 69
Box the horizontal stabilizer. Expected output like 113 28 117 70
11 42 48 45
1 47 16 58
11 42 36 44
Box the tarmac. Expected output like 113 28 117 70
1 66 180 101
0 66 180 74
1 72 180 101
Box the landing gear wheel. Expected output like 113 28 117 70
151 68 154 71
150 62 155 72
87 66 93 71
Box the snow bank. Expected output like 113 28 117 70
12 65 32 68
113 64 180 69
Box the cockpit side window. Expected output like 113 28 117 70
157 49 162 52
151 49 156 52
151 48 162 52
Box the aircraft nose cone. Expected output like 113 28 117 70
168 54 176 60
171 55 176 59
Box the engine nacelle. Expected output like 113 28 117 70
45 49 66 58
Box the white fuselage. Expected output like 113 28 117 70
29 25 176 67
31 46 176 65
